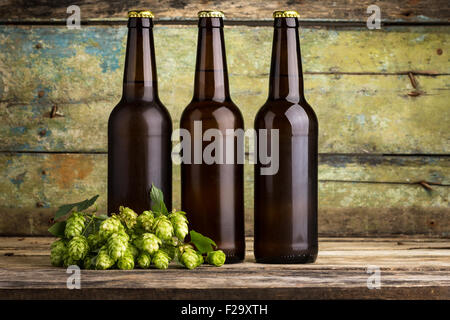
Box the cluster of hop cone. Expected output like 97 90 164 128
50 206 226 270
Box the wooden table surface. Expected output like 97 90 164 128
0 237 449 300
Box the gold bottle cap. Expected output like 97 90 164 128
128 10 154 18
273 10 300 18
198 10 225 18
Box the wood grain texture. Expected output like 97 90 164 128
1 153 448 236
0 13 449 239
0 26 448 154
0 237 449 300
0 0 449 23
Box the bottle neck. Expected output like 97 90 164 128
122 17 158 102
268 17 305 102
193 17 230 102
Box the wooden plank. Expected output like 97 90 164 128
1 26 448 153
319 155 450 184
2 74 448 154
2 236 450 257
1 25 448 93
0 153 448 236
0 237 449 300
0 0 449 23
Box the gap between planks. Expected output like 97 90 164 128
1 19 450 27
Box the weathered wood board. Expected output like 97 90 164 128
0 0 449 23
0 237 449 300
1 153 448 236
0 26 449 153
0 3 448 238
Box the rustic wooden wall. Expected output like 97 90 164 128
0 1 449 236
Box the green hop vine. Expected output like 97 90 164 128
48 185 227 270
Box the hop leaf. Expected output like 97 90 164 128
117 252 135 270
168 211 188 241
67 235 89 261
126 243 139 258
107 232 129 261
64 212 86 238
153 250 171 270
134 233 161 255
180 248 203 270
150 184 168 216
50 239 67 267
95 246 115 270
48 221 67 238
99 215 123 240
55 195 99 219
206 250 226 267
137 252 152 269
119 206 138 229
137 210 154 232
152 215 174 241
189 230 216 254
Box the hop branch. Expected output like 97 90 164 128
49 186 227 270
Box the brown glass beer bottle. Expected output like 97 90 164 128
180 11 245 263
254 10 318 263
108 10 172 214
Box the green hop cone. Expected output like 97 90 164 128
67 235 89 261
50 239 67 267
206 250 226 267
137 251 152 269
153 250 171 270
64 212 86 238
98 215 123 241
152 215 174 241
164 236 180 248
63 251 79 267
137 210 154 232
168 212 188 241
176 243 194 260
87 233 104 251
134 233 161 255
126 243 139 259
95 246 115 270
180 248 203 270
197 251 204 265
107 232 129 261
117 252 135 270
118 206 138 229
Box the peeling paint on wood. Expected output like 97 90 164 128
1 74 448 154
319 155 450 185
0 21 448 237
1 153 448 236
0 26 448 153
0 0 449 23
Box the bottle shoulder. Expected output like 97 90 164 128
110 99 172 120
109 99 172 133
180 99 244 127
255 99 318 134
